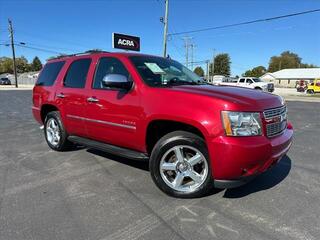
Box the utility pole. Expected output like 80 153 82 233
182 36 192 68
162 0 169 57
8 19 18 88
278 60 282 70
211 49 216 79
190 43 195 71
206 60 210 80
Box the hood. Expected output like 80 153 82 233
165 85 283 110
254 82 268 86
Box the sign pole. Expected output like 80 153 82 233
162 0 169 57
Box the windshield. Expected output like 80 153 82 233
252 78 262 82
130 56 206 87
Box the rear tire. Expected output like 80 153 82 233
149 131 214 198
307 89 315 94
44 111 72 151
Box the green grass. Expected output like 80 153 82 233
307 94 320 98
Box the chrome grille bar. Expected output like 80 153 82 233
263 105 287 119
263 105 287 137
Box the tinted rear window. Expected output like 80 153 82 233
64 58 91 88
36 61 65 86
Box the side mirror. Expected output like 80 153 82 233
102 74 133 91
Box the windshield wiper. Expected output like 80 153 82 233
168 78 199 86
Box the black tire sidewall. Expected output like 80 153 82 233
149 131 214 198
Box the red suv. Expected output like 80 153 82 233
32 51 293 198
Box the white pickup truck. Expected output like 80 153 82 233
216 77 274 92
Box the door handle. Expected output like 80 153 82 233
56 93 65 98
87 97 99 103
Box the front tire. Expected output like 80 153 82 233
44 111 72 151
149 131 214 198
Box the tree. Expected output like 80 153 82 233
243 66 267 77
210 53 231 76
268 51 318 72
16 56 30 73
31 56 42 71
268 51 301 72
193 66 204 77
0 57 13 74
300 63 318 68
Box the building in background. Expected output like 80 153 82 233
260 68 320 87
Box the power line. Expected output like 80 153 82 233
169 37 185 58
15 30 92 50
169 9 320 36
15 41 78 53
189 60 209 64
15 43 65 55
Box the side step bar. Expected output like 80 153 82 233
68 136 149 160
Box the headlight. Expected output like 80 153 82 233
221 111 262 136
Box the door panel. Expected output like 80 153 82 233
57 58 92 137
84 57 143 150
58 88 88 136
85 89 142 150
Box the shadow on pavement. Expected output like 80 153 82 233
87 148 291 199
87 148 149 171
223 155 292 198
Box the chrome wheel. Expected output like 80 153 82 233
46 118 61 146
159 145 208 193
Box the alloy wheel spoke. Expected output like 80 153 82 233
173 173 184 188
49 120 54 129
188 170 202 183
52 120 58 130
188 153 202 166
161 162 176 171
174 147 184 162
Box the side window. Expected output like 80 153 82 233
93 57 130 89
239 78 245 83
247 79 253 84
36 61 65 86
64 58 92 88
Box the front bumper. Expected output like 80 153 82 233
207 124 293 189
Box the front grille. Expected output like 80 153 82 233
267 83 274 90
264 106 287 137
263 105 286 119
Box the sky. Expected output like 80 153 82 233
0 0 320 76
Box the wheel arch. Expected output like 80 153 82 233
40 104 59 123
145 118 209 155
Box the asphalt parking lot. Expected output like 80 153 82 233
0 90 319 240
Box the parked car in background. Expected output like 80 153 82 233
32 51 293 198
295 80 308 92
219 77 274 92
211 76 238 85
0 77 11 85
307 78 320 94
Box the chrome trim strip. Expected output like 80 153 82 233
263 105 287 119
32 106 40 111
66 114 136 130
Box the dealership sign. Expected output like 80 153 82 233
112 33 140 52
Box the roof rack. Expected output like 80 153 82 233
49 50 110 60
